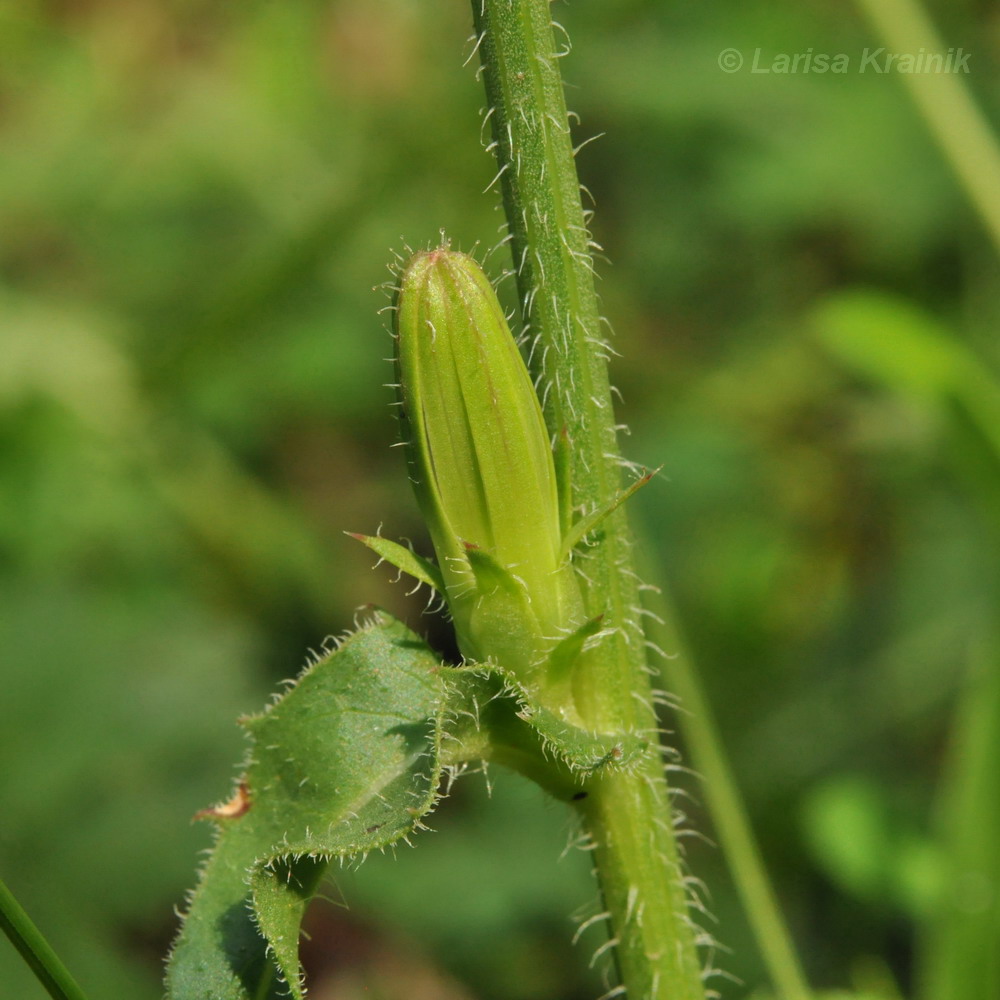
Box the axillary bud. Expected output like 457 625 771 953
393 248 583 678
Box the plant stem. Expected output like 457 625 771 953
637 561 812 1000
472 1 705 995
853 0 1000 259
918 642 1000 1000
0 876 90 1000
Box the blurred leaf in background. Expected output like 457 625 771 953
2 0 999 997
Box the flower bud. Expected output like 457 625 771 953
394 248 582 677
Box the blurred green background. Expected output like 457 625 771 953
2 1 999 998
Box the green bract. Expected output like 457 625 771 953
393 248 585 695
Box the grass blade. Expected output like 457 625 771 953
0 877 90 1000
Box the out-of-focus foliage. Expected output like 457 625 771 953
1 0 998 998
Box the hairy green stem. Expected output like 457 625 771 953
0 876 90 1000
472 1 705 995
634 549 812 1000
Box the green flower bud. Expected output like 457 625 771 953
393 248 583 680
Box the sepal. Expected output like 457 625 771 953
346 531 445 594
559 467 661 563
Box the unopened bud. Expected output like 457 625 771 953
394 248 581 677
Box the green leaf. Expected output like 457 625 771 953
517 699 650 774
165 613 448 1000
813 288 1000 465
813 289 969 399
165 611 647 1000
456 664 650 777
251 858 326 1000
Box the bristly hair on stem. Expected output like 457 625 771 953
470 1 709 997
